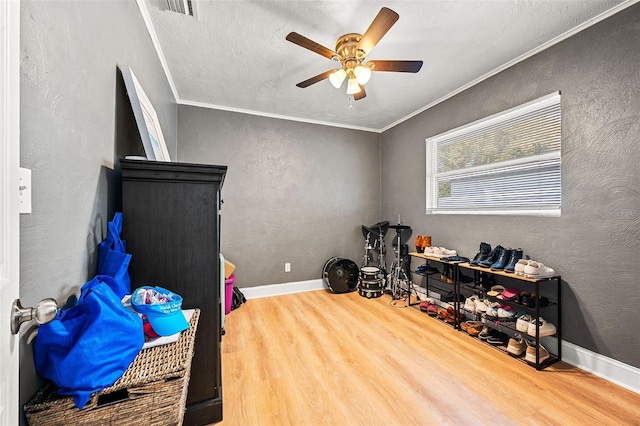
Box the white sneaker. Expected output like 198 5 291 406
514 259 530 276
474 299 488 314
527 317 557 337
497 308 516 321
525 344 550 364
430 247 444 257
524 261 556 279
464 296 478 312
423 246 436 256
516 314 532 332
430 247 457 258
442 248 457 256
484 306 498 320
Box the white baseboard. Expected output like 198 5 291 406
239 280 640 395
562 340 640 395
241 279 325 300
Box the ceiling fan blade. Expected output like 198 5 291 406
354 85 366 101
356 7 399 58
286 32 339 61
296 69 336 88
368 60 423 73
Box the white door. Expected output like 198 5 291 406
0 0 21 424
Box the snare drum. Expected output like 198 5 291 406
358 266 384 298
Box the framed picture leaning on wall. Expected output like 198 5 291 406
119 65 171 162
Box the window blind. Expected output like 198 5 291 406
426 92 561 216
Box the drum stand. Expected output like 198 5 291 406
362 231 374 267
388 224 413 308
378 232 387 288
361 222 389 272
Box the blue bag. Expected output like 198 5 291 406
98 212 131 298
34 276 144 409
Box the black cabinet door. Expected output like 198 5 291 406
121 159 227 425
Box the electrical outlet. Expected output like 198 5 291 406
285 262 291 272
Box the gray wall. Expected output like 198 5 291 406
381 5 640 368
177 106 381 288
19 0 177 409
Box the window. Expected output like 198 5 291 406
426 92 561 216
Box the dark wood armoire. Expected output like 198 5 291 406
120 159 227 425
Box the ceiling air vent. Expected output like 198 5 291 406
166 0 197 18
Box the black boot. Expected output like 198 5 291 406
504 248 523 273
490 247 513 270
479 245 504 268
470 242 491 266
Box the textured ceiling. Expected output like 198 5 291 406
142 0 627 132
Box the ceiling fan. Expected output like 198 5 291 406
286 7 423 101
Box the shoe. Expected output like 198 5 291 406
503 248 523 273
479 245 504 268
416 263 439 275
420 298 438 316
470 242 491 266
466 321 484 336
463 296 478 313
514 259 530 276
423 246 436 256
446 264 455 284
474 299 488 314
517 291 530 305
521 293 549 308
422 236 432 249
487 333 508 346
440 264 451 283
415 235 424 253
476 272 496 291
432 247 456 258
484 306 498 320
525 344 550 364
490 247 513 270
443 248 457 257
497 307 516 322
478 326 492 340
513 309 527 319
524 261 556 279
527 317 557 337
437 308 448 320
507 333 527 356
516 314 532 332
460 321 480 332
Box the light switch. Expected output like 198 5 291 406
19 167 32 214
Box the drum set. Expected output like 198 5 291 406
322 220 414 306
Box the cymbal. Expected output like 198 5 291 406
389 224 411 230
362 221 390 239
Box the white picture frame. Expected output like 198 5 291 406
119 65 171 162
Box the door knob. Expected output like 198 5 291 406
11 298 58 335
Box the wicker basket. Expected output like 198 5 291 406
24 309 200 426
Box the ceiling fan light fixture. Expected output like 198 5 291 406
346 77 361 95
354 65 371 85
329 69 347 88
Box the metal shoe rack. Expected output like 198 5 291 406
458 263 561 370
410 253 561 370
408 252 465 327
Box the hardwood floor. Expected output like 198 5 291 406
219 290 640 425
